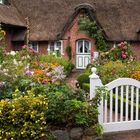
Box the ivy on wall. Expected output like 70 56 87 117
78 17 108 52
66 45 72 60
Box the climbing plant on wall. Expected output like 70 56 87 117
78 17 108 52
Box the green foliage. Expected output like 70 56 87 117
66 45 72 60
38 54 74 76
47 84 99 128
97 60 140 84
0 90 49 140
78 17 108 52
77 73 90 88
82 83 90 92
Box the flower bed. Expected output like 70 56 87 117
0 30 101 139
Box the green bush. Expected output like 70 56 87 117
77 73 90 88
82 83 90 92
46 84 99 128
98 60 140 84
38 54 74 76
0 90 49 140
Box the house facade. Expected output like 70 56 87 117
0 0 140 69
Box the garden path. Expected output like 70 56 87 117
103 130 140 140
65 70 83 89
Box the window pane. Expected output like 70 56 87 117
78 40 83 53
84 41 90 53
56 41 61 51
0 0 3 4
30 42 38 52
50 42 54 52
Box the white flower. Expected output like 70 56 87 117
26 55 30 59
10 51 16 56
3 69 8 72
13 59 18 65
18 61 22 65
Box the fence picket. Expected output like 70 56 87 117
115 87 118 122
104 93 108 123
136 88 139 120
131 86 134 121
125 85 129 121
120 86 124 121
89 68 140 132
110 90 113 122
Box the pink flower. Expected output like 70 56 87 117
42 79 48 84
121 52 127 59
22 45 28 49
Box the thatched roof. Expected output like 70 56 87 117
11 0 140 41
0 4 26 27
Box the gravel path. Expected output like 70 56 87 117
65 70 82 89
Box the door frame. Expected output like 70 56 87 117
76 39 91 69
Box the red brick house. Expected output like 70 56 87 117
1 0 140 69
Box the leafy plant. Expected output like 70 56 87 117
77 73 90 88
78 17 108 52
66 45 72 60
46 84 100 128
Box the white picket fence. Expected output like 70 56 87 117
89 67 140 133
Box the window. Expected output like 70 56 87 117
77 39 91 54
0 0 3 4
48 41 63 56
0 0 10 5
29 42 39 52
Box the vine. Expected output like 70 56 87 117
78 17 108 52
66 45 72 60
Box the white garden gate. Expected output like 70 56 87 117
89 67 140 133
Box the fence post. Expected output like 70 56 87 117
89 67 103 99
89 67 103 124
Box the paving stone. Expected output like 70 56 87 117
52 130 69 140
70 127 83 140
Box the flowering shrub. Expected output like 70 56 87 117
25 61 66 84
0 90 49 140
100 41 135 62
131 70 140 81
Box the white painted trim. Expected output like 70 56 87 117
48 40 63 56
105 78 140 90
76 39 91 69
104 121 140 133
0 0 3 4
89 67 140 133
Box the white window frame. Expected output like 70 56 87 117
0 0 4 4
30 41 39 52
76 39 91 54
48 40 63 56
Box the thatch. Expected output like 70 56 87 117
0 4 26 27
11 0 140 41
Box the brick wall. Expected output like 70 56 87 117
62 14 96 64
131 42 140 60
4 29 14 52
38 41 48 54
